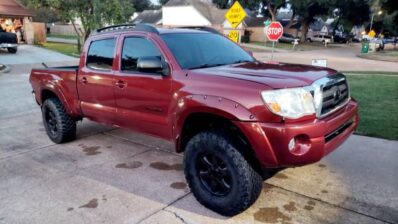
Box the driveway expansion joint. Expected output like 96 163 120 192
265 183 395 224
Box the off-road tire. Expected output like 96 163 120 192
42 97 76 143
7 47 17 54
184 129 263 216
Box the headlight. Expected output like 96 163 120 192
261 88 315 119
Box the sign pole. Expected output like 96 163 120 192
271 41 275 60
265 21 283 62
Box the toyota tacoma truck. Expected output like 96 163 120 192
30 24 359 216
0 27 18 53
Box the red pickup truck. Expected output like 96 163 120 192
30 24 358 216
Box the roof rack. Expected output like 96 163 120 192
177 26 220 34
93 23 159 35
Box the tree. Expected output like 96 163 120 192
261 0 287 21
25 0 134 51
332 0 370 35
131 0 154 12
289 0 330 42
381 0 398 32
212 0 230 9
159 0 169 5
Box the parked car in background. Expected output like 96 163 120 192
0 27 17 53
279 33 300 44
333 34 348 43
307 34 333 44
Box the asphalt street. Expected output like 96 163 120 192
0 46 397 224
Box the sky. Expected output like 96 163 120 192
150 0 159 5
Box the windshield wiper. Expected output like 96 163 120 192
189 63 227 70
231 59 253 64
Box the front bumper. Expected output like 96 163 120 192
235 100 359 167
0 43 17 48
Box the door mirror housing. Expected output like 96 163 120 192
137 56 169 76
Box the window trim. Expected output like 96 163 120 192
86 37 117 72
119 35 166 76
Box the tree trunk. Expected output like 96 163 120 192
333 16 341 36
267 2 276 21
71 21 83 53
300 21 310 42
285 10 296 29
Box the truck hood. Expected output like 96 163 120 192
190 62 338 89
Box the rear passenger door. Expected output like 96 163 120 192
77 37 117 124
113 34 173 139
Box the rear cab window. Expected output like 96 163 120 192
86 38 116 70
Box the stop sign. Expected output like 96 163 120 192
266 22 283 41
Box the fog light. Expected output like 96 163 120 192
288 138 296 151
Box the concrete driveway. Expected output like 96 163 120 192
0 45 77 65
0 57 398 223
253 44 398 73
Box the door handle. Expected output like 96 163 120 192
80 77 88 84
115 80 126 88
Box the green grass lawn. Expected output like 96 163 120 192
249 41 339 51
39 42 80 57
47 34 78 40
346 74 398 140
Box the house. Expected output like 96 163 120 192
162 0 226 28
0 0 35 44
131 10 162 26
308 18 333 37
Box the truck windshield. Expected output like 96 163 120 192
161 33 254 70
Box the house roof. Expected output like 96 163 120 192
132 10 162 24
310 19 332 31
164 0 226 25
0 0 34 17
244 16 267 27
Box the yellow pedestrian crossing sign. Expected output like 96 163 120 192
228 30 239 43
225 1 247 29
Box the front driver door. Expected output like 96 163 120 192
113 35 173 139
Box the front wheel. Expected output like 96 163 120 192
42 98 76 143
184 129 263 216
7 47 17 54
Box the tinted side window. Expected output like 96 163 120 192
121 37 162 72
86 38 116 70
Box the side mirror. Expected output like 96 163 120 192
137 56 169 75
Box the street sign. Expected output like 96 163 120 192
225 1 247 29
228 30 239 43
368 30 376 38
266 22 283 41
264 20 271 27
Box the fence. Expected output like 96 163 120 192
49 24 82 36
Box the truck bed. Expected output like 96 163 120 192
30 66 81 117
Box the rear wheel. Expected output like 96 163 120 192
42 98 76 143
184 129 263 216
7 47 17 54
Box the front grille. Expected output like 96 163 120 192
320 74 349 117
324 118 354 143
